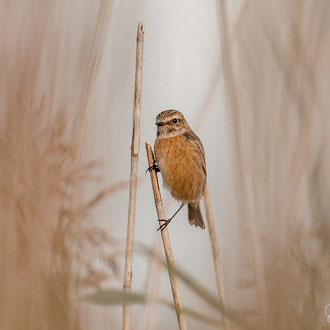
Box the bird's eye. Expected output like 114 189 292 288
173 118 178 124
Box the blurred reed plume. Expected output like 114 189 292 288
0 106 111 330
0 1 115 330
220 1 330 328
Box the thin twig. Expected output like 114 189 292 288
145 143 187 330
122 22 144 330
203 186 230 329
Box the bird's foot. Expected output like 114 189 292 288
157 218 171 231
146 163 160 174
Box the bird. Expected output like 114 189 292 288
153 109 206 230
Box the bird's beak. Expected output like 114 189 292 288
155 122 164 126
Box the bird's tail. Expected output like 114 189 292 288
188 202 205 229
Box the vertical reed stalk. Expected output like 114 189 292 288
122 23 144 330
203 186 230 329
73 0 112 156
145 143 187 330
217 0 268 321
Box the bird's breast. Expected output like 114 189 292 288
154 135 205 203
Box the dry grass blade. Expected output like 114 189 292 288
122 22 145 330
76 180 131 215
161 262 255 330
145 143 187 330
85 287 222 326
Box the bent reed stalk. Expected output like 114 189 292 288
145 143 187 330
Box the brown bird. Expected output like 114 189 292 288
153 110 206 230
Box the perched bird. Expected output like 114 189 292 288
153 110 206 230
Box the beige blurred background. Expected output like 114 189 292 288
0 1 329 329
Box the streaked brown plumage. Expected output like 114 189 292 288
154 110 206 229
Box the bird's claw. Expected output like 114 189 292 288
157 219 171 231
146 163 160 174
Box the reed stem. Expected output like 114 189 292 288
122 22 144 330
204 186 230 329
145 143 187 330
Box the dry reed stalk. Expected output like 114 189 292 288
203 186 230 329
218 2 330 328
122 22 144 330
145 143 187 330
73 0 112 156
217 0 268 320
